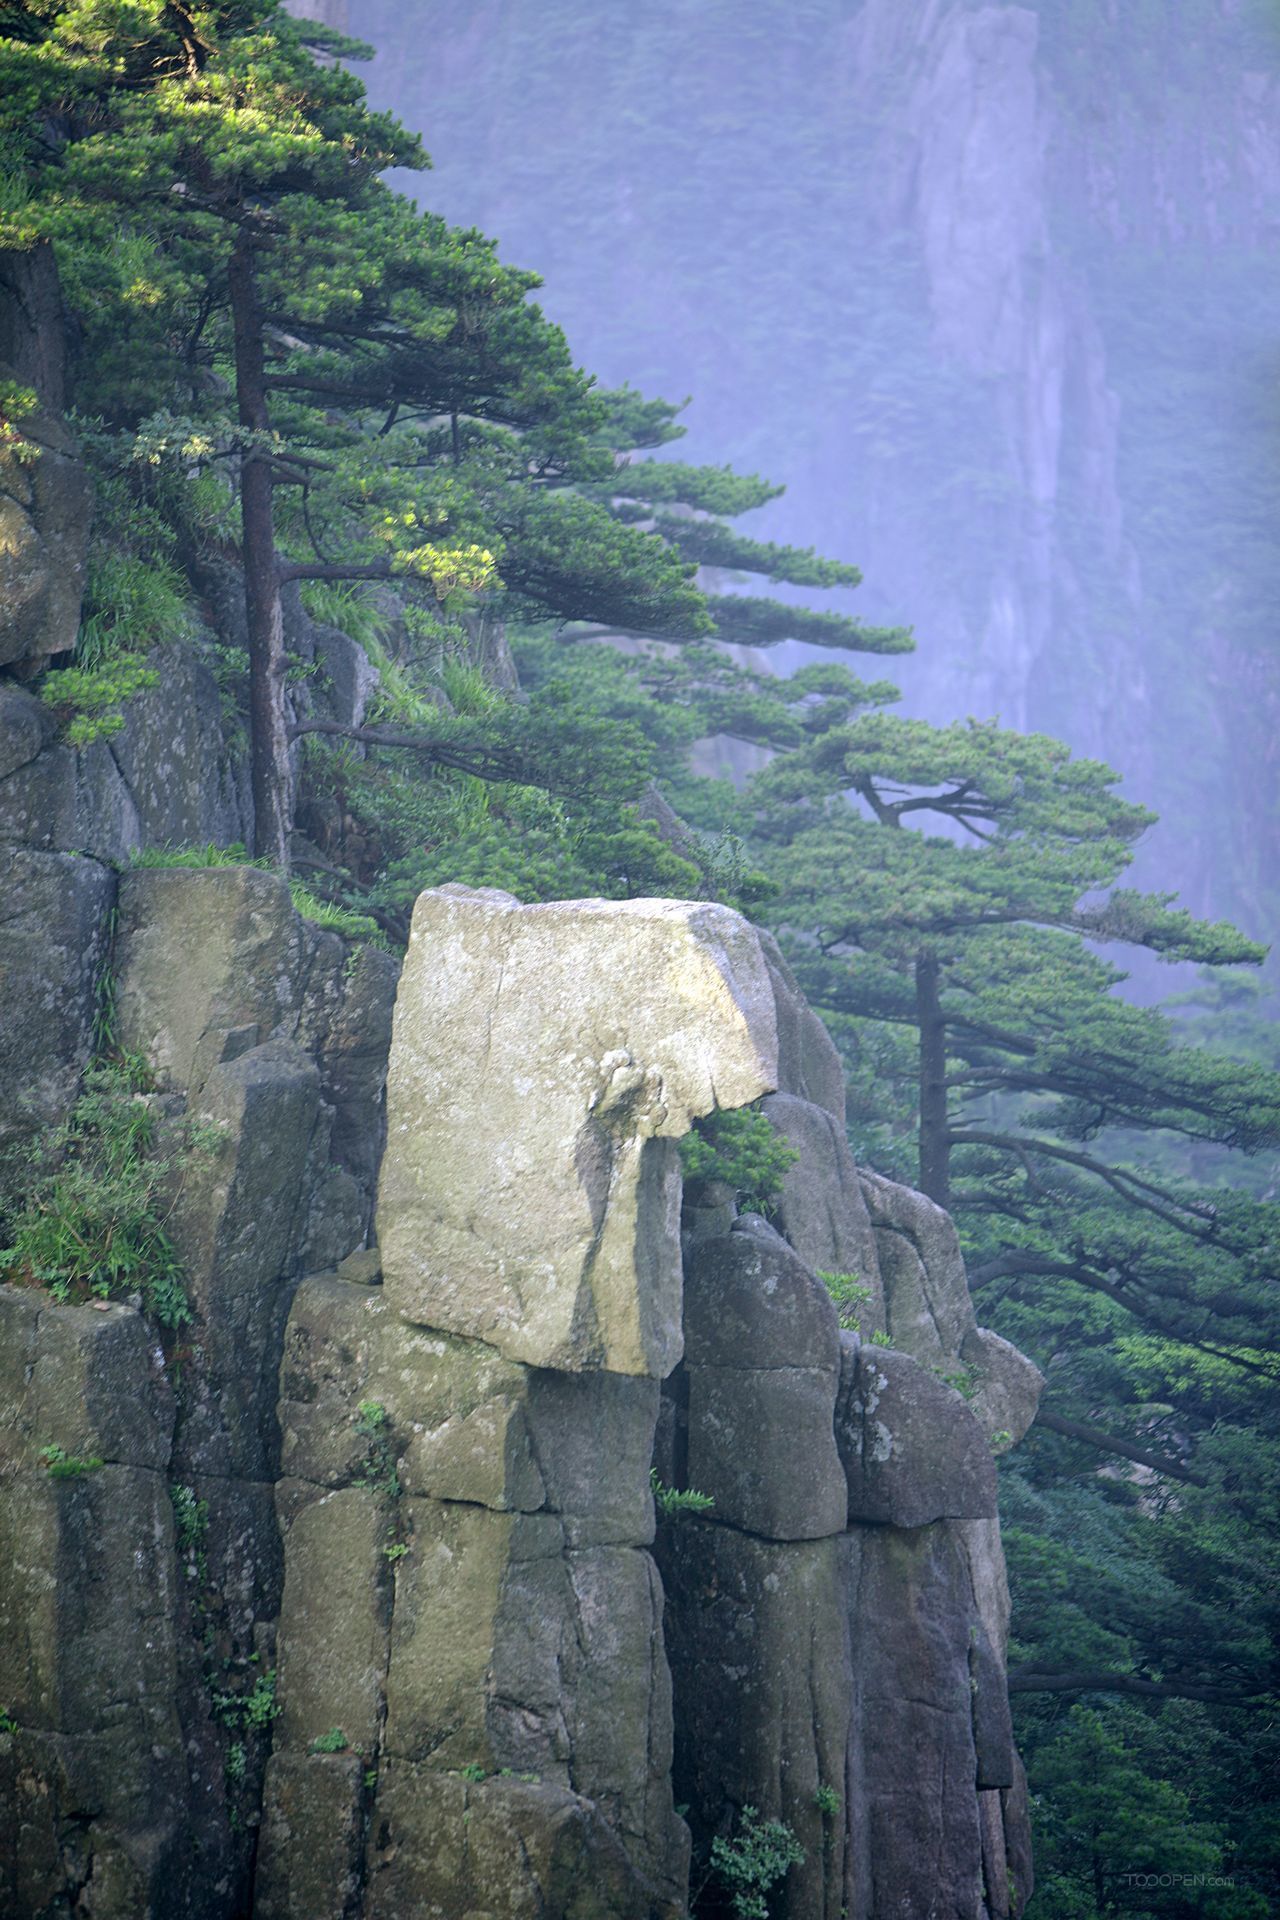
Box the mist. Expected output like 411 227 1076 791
346 0 1280 955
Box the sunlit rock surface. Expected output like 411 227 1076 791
377 885 778 1375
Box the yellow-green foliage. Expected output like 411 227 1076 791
679 1102 798 1213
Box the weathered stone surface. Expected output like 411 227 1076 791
758 928 847 1123
835 1335 997 1529
378 885 778 1375
255 1752 369 1920
167 1039 321 1478
844 1521 989 1920
0 372 91 668
366 1767 671 1920
0 682 54 779
0 1725 189 1920
0 1459 189 1919
684 1215 842 1370
384 1502 567 1774
963 1323 1045 1452
108 642 251 851
687 1365 848 1540
763 1091 886 1328
1001 1753 1036 1917
0 243 68 410
660 1523 849 1920
0 847 114 1164
299 939 399 1195
970 1618 1016 1790
682 1221 847 1540
860 1166 977 1364
279 1275 541 1508
115 867 304 1095
0 1288 174 1473
273 1485 390 1757
0 734 138 859
526 1367 658 1546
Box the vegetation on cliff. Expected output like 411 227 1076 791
1 3 1278 1913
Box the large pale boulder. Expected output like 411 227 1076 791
378 886 778 1375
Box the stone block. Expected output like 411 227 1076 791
860 1167 976 1364
0 1288 174 1473
660 1524 849 1920
526 1367 658 1545
962 1323 1045 1451
0 377 90 668
763 1091 885 1329
681 1222 846 1540
0 847 113 1163
166 1039 320 1478
114 866 304 1095
835 1337 997 1528
255 1751 368 1920
683 1215 842 1369
0 682 54 779
367 1766 668 1920
844 1522 988 1920
383 1501 568 1774
274 1484 390 1755
686 1365 848 1540
377 885 778 1375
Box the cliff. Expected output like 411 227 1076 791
0 259 1042 1920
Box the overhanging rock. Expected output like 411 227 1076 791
377 885 778 1375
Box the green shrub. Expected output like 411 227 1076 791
39 1444 104 1478
650 1469 715 1518
171 1484 209 1581
679 1103 798 1214
40 653 162 745
708 1806 805 1919
309 1727 348 1754
817 1270 872 1330
0 1061 192 1327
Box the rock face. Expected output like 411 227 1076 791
0 377 91 670
0 866 397 1919
377 885 778 1375
0 875 1039 1919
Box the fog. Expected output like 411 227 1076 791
346 0 1280 955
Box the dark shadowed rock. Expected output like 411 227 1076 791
682 1220 847 1539
0 372 90 669
758 928 847 1122
366 1767 676 1920
763 1090 885 1329
860 1166 977 1363
835 1335 997 1528
684 1214 841 1369
659 1521 849 1920
844 1521 989 1920
0 847 114 1167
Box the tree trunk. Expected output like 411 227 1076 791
228 232 291 870
916 950 950 1209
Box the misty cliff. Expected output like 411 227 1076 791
351 0 1280 939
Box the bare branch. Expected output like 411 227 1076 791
1033 1407 1209 1487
